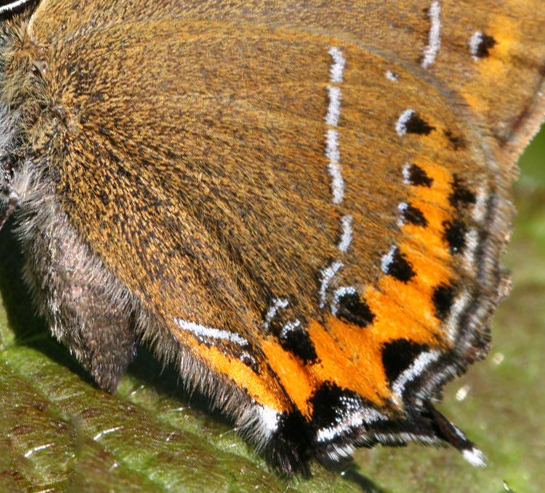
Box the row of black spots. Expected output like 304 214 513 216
335 290 375 328
382 339 430 385
399 202 429 227
382 246 417 283
404 163 434 188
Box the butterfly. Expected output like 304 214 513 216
0 0 544 477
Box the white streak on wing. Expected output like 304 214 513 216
397 202 409 226
328 47 346 83
381 246 398 274
337 215 353 253
473 186 488 222
0 0 32 15
264 298 290 328
174 318 249 346
319 261 343 308
396 109 415 136
446 291 471 342
392 350 441 398
463 228 479 270
280 319 302 338
386 70 399 82
402 163 412 185
331 286 357 316
469 31 483 61
325 86 342 127
316 407 387 443
326 129 345 204
422 1 442 69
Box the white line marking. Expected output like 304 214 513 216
174 318 249 346
402 163 413 185
392 350 441 398
422 1 442 69
325 86 342 127
319 261 343 308
328 47 346 84
0 0 33 15
280 319 302 339
469 31 483 61
337 215 353 253
446 291 471 342
326 129 345 204
397 202 409 226
264 298 290 329
396 109 415 136
381 246 398 274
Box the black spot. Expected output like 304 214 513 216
279 325 318 364
336 291 375 328
473 33 497 58
382 339 428 384
384 248 416 283
268 410 313 476
406 164 433 187
449 175 476 210
404 112 435 135
443 220 467 254
310 382 364 433
432 284 456 321
401 204 428 227
444 130 466 150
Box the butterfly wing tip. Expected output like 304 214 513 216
462 447 487 468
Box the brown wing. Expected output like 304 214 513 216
25 0 545 472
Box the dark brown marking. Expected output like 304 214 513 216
443 219 467 254
450 175 476 210
406 164 433 187
279 324 318 364
401 204 428 227
474 33 497 58
384 248 416 283
432 284 456 321
336 291 375 328
405 113 435 135
382 339 429 385
444 130 466 150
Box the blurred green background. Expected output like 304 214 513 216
0 126 544 493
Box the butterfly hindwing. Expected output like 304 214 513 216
4 0 543 473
